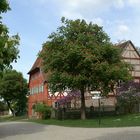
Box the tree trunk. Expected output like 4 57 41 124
6 100 15 116
80 87 86 120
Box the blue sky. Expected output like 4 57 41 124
2 0 140 79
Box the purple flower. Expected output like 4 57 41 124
56 90 81 105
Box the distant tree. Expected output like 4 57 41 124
0 100 8 112
0 0 20 72
116 81 140 113
41 18 131 120
0 69 28 116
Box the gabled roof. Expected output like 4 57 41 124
28 57 42 74
116 40 129 49
28 56 48 82
116 40 140 58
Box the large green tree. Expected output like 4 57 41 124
0 69 28 116
41 18 131 120
0 0 19 72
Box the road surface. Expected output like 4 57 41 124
0 121 140 140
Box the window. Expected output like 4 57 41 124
38 85 40 93
35 87 37 94
30 88 32 95
41 83 44 93
32 87 34 94
30 83 44 95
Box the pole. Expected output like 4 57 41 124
98 98 101 126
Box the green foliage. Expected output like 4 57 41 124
41 17 131 119
0 0 20 71
41 17 131 94
0 0 10 15
0 69 28 116
0 100 8 111
0 0 20 109
34 103 51 119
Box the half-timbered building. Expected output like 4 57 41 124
28 57 66 118
117 40 140 83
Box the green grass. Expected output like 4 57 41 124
29 113 140 128
0 115 27 122
1 113 140 128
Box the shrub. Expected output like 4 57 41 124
34 103 51 119
116 81 140 114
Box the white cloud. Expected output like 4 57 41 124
113 0 125 8
91 18 104 26
128 0 140 5
24 0 140 17
118 25 129 34
61 11 84 20
14 0 140 45
61 11 103 26
114 24 130 40
58 0 126 19
28 0 139 43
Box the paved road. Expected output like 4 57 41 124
0 121 140 140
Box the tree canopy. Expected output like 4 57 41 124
0 0 10 16
0 0 19 72
41 18 131 119
0 69 28 116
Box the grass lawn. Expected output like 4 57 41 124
1 113 140 128
0 115 27 122
29 113 140 128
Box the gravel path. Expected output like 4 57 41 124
0 121 140 140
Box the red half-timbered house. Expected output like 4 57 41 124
28 57 65 118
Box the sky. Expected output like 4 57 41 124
2 0 140 80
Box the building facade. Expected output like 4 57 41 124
28 40 140 117
118 40 140 82
28 57 65 118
